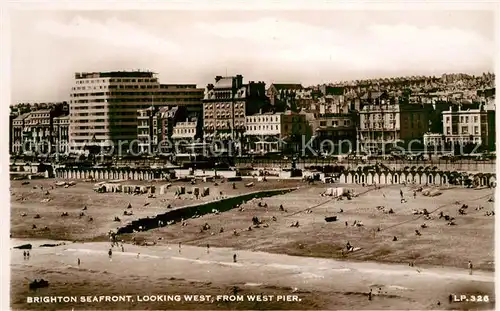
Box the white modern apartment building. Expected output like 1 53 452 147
69 71 203 153
69 71 159 153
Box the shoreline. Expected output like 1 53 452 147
11 238 495 275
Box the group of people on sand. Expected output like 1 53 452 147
84 239 239 265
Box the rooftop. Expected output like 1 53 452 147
360 91 385 100
28 109 52 114
159 84 199 89
177 117 197 124
54 115 69 120
75 71 156 79
270 83 303 90
214 77 236 89
14 112 31 121
158 106 171 113
159 106 178 118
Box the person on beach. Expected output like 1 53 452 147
179 242 182 253
78 258 80 266
26 251 30 260
206 243 210 254
233 254 237 263
108 249 112 259
468 260 473 275
23 251 26 260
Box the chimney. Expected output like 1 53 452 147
235 75 243 88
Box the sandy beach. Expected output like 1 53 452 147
10 178 495 309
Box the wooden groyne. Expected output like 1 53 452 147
116 187 297 234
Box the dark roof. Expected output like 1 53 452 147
28 109 51 114
270 83 303 90
54 115 69 120
75 71 156 79
158 106 171 113
361 91 385 100
14 112 31 121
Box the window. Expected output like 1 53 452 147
447 127 451 135
320 121 327 126
465 116 469 123
462 126 468 134
474 126 479 135
474 116 478 123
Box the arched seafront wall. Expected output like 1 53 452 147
55 167 174 181
54 166 496 188
338 169 496 188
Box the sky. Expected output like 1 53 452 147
8 7 497 103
